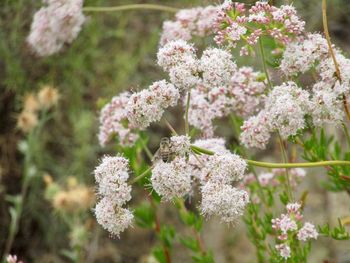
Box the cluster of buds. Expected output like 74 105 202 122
215 1 305 54
272 203 318 259
17 86 59 133
93 156 133 237
27 0 85 56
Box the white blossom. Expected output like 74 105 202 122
204 153 247 184
280 33 329 76
265 82 311 138
275 243 291 259
27 0 85 56
94 197 133 237
240 110 271 149
98 92 138 147
157 40 197 71
151 157 192 201
126 80 179 130
297 222 319 241
199 48 237 87
200 182 249 224
170 135 191 157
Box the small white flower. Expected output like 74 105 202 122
170 135 191 157
126 80 179 130
240 110 271 149
265 82 311 138
157 40 197 71
200 182 249 224
94 156 129 184
27 0 85 56
98 92 138 147
297 222 318 241
94 197 133 237
204 153 247 184
151 157 192 201
94 155 131 206
199 48 237 87
275 243 291 259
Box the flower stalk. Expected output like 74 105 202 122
83 4 179 13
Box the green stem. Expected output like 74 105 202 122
185 91 191 135
190 145 214 155
164 118 178 136
140 137 153 161
277 133 293 201
342 123 350 149
130 166 153 184
190 145 350 168
83 4 179 13
246 160 350 168
258 38 272 89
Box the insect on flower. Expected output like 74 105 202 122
152 137 175 163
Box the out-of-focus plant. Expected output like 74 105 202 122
43 175 95 262
2 86 59 262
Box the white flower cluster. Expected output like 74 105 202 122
157 37 267 137
27 0 85 56
272 203 318 259
160 6 220 46
200 182 249 224
280 33 329 77
94 156 133 237
197 143 249 224
150 137 249 224
188 138 230 181
215 1 305 52
151 157 192 201
98 92 138 147
170 135 191 157
157 40 200 91
265 82 311 138
280 33 350 127
240 82 312 148
126 80 180 130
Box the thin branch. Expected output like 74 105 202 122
247 160 350 168
83 4 179 13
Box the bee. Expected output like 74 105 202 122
153 137 174 163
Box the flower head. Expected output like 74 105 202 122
200 182 249 224
203 153 247 184
98 92 138 147
94 197 133 237
151 157 192 201
297 222 318 241
126 80 179 130
27 0 85 56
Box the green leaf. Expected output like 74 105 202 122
134 202 155 229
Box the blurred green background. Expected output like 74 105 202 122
1 0 350 262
